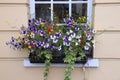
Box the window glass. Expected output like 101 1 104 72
35 0 50 1
35 4 51 20
72 4 87 22
72 0 87 1
53 4 69 22
53 0 69 1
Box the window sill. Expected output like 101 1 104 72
24 58 99 68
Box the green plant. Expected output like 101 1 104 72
6 17 95 80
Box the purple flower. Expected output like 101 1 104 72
50 44 55 50
32 18 36 23
71 33 76 38
44 43 49 48
21 30 27 35
10 37 15 44
84 45 89 50
38 30 45 36
69 17 73 21
14 43 21 49
41 19 46 23
53 39 58 43
50 34 56 39
63 36 68 41
87 33 92 40
58 46 61 51
66 42 70 46
29 25 37 33
36 43 41 48
55 32 61 38
75 26 79 31
67 21 72 27
40 42 44 46
28 19 31 23
45 38 49 43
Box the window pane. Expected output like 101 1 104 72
35 4 51 20
53 0 69 1
72 4 87 22
72 0 88 1
35 0 50 1
53 4 69 22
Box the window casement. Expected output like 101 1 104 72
29 0 92 23
24 0 99 67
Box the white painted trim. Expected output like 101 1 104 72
69 0 72 17
29 0 92 23
29 0 35 18
87 0 92 23
24 58 99 68
51 0 53 21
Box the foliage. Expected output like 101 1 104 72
6 17 95 80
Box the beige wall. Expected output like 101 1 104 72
0 0 120 80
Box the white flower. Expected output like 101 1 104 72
53 39 58 43
30 33 35 38
44 43 49 48
84 45 89 50
58 46 61 51
92 29 96 33
87 34 92 40
76 35 81 39
68 36 72 41
75 42 78 46
78 39 81 42
63 41 66 45
71 33 76 38
66 42 70 46
50 34 56 39
69 30 73 33
66 31 70 35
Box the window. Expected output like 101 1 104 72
30 0 92 23
29 0 93 63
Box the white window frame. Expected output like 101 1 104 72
29 0 93 23
27 0 99 67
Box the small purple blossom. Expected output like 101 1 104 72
58 46 61 51
44 43 49 48
55 32 61 38
45 38 49 43
71 33 76 38
63 18 66 23
53 39 58 43
75 26 79 31
50 44 55 50
21 30 27 35
50 34 56 39
65 42 70 46
63 36 68 41
67 21 72 27
41 19 46 23
38 30 45 36
87 33 92 40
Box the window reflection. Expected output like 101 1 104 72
53 0 69 1
35 0 51 1
72 4 87 22
35 4 51 20
53 4 69 22
72 0 87 1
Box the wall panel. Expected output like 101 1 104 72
0 5 28 30
94 32 120 58
94 4 120 30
